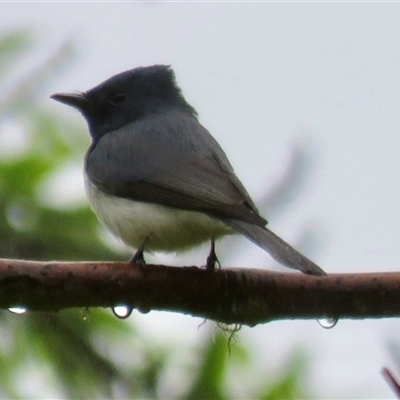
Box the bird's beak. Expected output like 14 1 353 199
50 92 89 111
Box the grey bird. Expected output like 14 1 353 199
51 65 325 276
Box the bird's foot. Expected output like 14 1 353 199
129 247 146 265
206 240 220 271
129 236 150 266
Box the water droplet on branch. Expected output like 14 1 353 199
112 305 133 319
8 306 27 315
317 317 338 329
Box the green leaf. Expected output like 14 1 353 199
260 350 309 400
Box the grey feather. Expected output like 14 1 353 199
86 109 265 225
225 219 326 276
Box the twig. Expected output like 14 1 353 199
0 258 399 326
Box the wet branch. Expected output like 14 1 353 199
0 258 399 326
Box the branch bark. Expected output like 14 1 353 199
0 258 399 326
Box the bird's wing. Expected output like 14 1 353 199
86 110 266 226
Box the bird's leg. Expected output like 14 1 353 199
129 236 150 265
129 247 145 264
206 239 220 271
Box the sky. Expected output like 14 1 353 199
1 2 400 398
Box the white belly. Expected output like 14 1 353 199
84 177 234 252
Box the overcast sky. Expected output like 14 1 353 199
1 3 400 398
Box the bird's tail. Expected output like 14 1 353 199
225 219 325 276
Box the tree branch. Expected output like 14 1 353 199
0 258 399 326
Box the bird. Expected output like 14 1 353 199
51 65 325 276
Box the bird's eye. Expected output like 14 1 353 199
110 93 126 105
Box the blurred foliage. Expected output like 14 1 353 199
0 29 312 399
260 352 308 400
